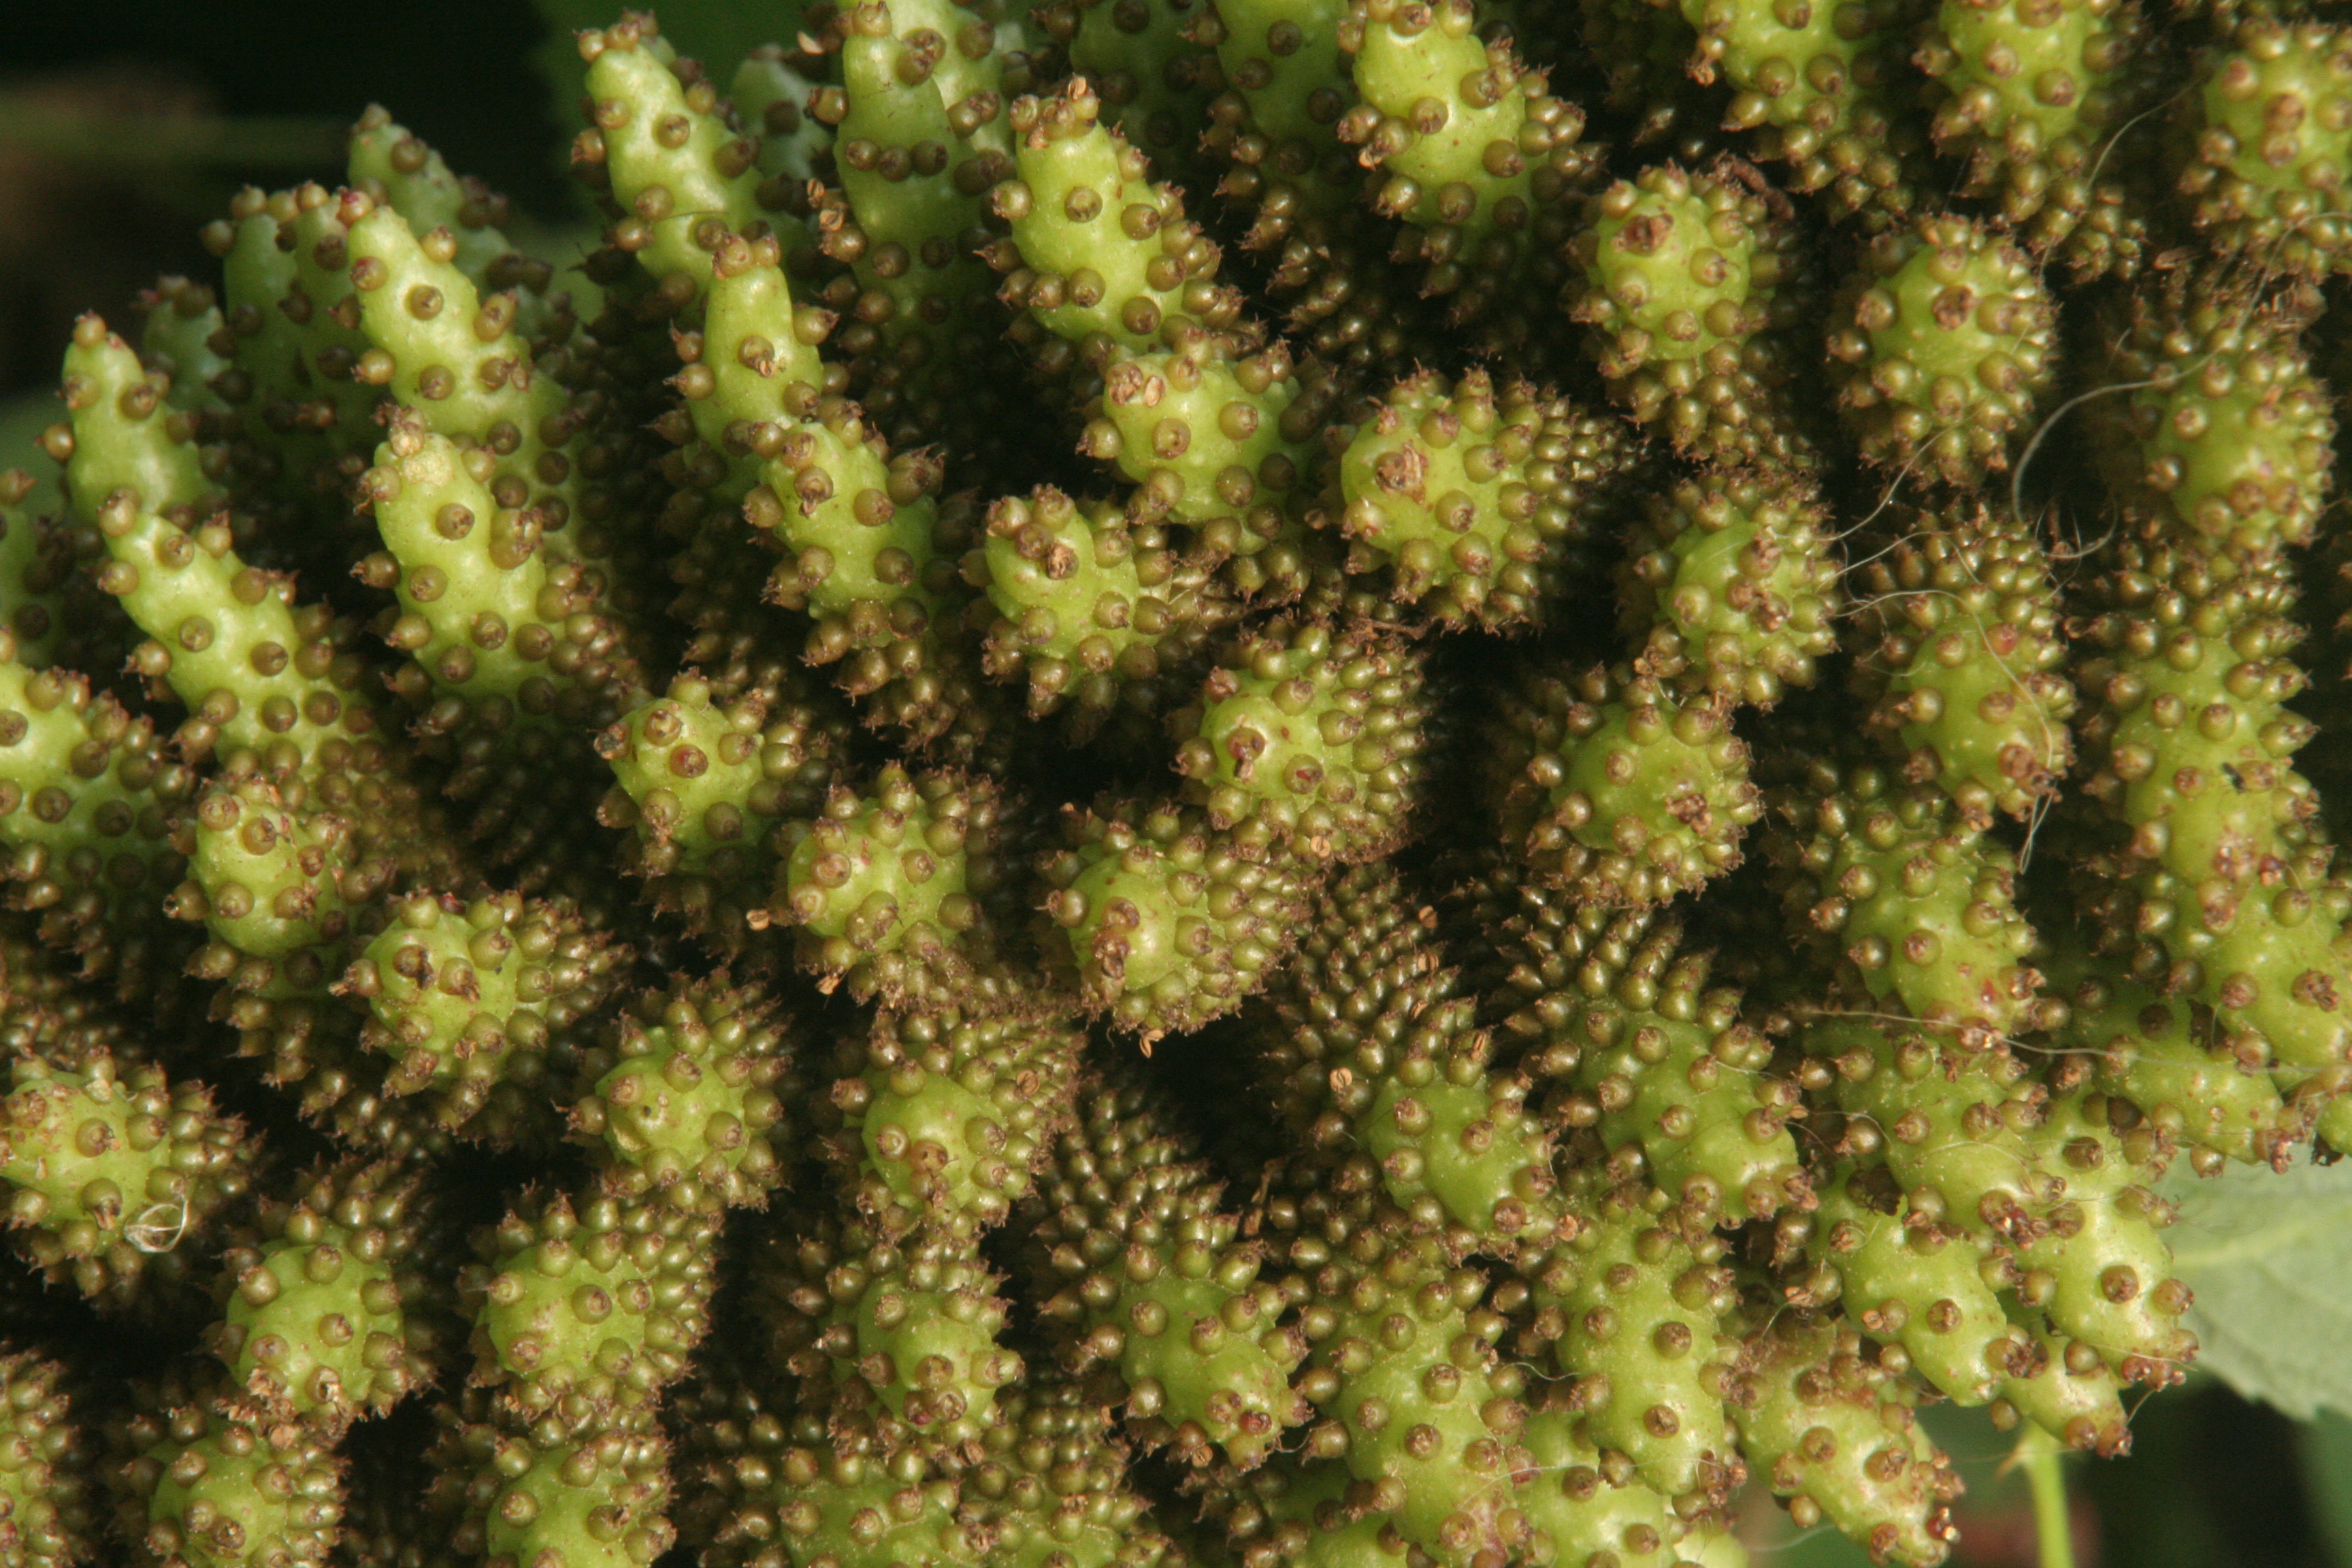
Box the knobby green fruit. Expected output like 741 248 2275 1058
1029 1080 1310 1470
2179 20 2352 278
1848 506 2076 826
207 1158 441 1426
1509 666 1761 906
1329 369 1638 627
1827 216 2057 483
570 978 795 1208
1731 1319 1960 1567
0 1351 94 1568
0 1054 250 1311
1568 161 1816 469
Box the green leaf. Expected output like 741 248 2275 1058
2163 1157 2352 1420
2299 1412 2352 1568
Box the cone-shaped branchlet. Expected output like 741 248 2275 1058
665 231 835 506
806 0 1019 442
357 409 641 739
1684 0 1932 220
1730 1318 1961 1567
0 1054 251 1313
342 201 612 563
1044 801 1307 1036
1025 1079 1310 1471
595 674 778 877
994 78 1249 370
1847 505 2076 826
176 777 376 998
0 1350 95 1568
1505 665 1761 905
1174 619 1430 864
347 109 561 317
736 41 833 189
1799 1162 2026 1407
1806 1010 2060 1247
1827 216 2057 485
1522 1183 1744 1507
828 999 1085 1239
2178 20 2352 278
1084 339 1326 557
1516 1405 1698 1568
1280 1194 1537 1566
970 486 1231 722
56 321 382 776
1993 1310 2135 1457
1777 762 2046 1045
1536 917 1810 1224
570 977 794 1209
1327 370 1640 628
577 17 787 294
2072 540 2352 1124
1618 470 1840 708
1248 864 1563 1251
1337 0 1595 335
1568 161 1818 468
340 891 627 1135
0 627 195 997
138 276 233 423
754 1211 1024 1453
2013 1089 2198 1382
1916 0 2142 255
2086 272 2336 559
778 764 1007 1004
108 1373 344 1568
463 1188 717 1416
595 671 851 951
434 1391 675 1568
206 1158 443 1428
740 397 967 742
201 182 388 525
2047 949 2296 1171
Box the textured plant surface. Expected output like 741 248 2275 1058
1 3 2350 1567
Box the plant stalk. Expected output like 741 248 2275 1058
2017 1421 2076 1568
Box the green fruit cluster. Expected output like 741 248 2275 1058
3 3 2352 1567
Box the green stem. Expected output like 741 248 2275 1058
2018 1422 2076 1568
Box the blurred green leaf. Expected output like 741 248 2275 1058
2163 1158 2352 1421
2302 1414 2352 1568
0 98 344 170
